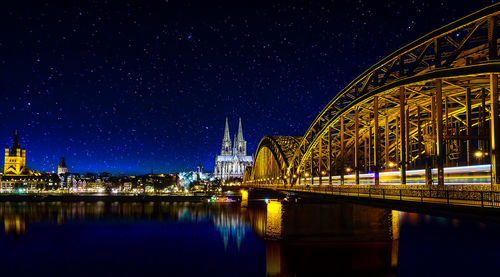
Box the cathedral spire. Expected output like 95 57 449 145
237 117 244 141
220 117 232 156
223 117 230 141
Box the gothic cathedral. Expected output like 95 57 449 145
214 118 253 181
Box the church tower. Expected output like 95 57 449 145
58 157 68 175
220 117 232 156
234 118 247 156
4 130 27 176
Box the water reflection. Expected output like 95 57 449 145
4 215 25 236
0 202 251 250
1 200 499 276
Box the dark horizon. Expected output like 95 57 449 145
0 0 496 174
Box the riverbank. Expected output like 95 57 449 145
0 193 241 202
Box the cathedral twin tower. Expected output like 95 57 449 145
214 118 253 181
221 117 247 156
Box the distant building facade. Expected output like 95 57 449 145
214 118 253 181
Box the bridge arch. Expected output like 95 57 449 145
246 3 500 187
245 136 301 183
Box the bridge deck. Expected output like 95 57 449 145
250 184 500 209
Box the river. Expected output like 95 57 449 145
0 200 498 276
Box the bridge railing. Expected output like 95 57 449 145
249 184 500 208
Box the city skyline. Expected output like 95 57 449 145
0 0 495 174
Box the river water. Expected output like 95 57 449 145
0 200 499 276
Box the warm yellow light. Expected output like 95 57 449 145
474 151 484 158
346 167 352 173
304 172 309 177
293 174 297 178
388 162 396 168
321 170 326 175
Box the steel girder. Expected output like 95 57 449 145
288 4 500 179
245 4 500 186
248 136 301 182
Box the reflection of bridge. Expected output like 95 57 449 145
244 4 500 204
246 200 399 276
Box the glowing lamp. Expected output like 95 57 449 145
474 151 484 158
304 172 309 177
321 170 326 175
346 167 352 173
388 162 396 168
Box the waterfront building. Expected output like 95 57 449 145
178 166 214 189
214 118 253 181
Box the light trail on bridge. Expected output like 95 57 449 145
304 164 492 186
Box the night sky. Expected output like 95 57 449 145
0 0 496 174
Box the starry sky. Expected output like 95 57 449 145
0 0 496 174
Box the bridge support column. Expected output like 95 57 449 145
328 127 332 185
417 106 422 167
435 79 445 187
406 106 410 168
385 114 389 170
340 116 345 186
399 87 407 185
319 138 323 185
466 88 472 165
480 89 487 163
374 96 380 186
490 74 500 187
355 108 360 185
428 92 436 186
310 149 313 185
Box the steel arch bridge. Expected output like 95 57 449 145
244 4 500 189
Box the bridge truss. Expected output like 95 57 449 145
245 4 500 188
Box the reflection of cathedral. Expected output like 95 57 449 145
214 118 253 181
213 212 247 250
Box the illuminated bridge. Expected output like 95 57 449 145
243 4 500 208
